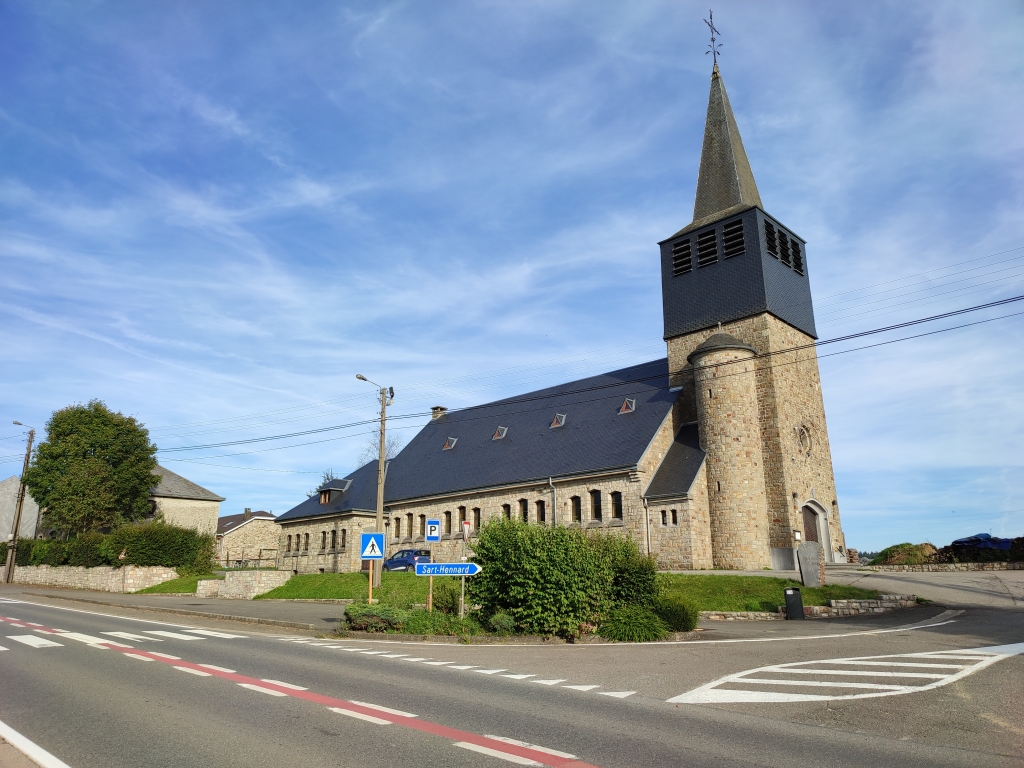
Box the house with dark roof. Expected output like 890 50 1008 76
149 465 224 536
276 63 848 574
216 508 279 567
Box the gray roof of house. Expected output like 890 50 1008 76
644 424 706 500
150 465 225 502
217 510 277 535
276 359 678 523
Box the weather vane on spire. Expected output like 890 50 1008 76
705 9 722 66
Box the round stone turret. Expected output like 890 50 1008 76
689 333 771 570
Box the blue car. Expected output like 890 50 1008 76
382 548 432 572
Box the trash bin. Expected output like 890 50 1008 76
784 587 804 620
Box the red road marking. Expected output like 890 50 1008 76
0 616 599 768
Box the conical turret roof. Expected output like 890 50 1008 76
690 64 762 226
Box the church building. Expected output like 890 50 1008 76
276 64 847 573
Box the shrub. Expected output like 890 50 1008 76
870 543 936 565
30 540 68 566
432 578 461 615
653 596 699 632
14 538 34 566
344 603 409 632
404 610 481 636
102 522 215 574
66 533 106 567
598 605 670 642
488 612 516 636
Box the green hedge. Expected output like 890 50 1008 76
0 523 214 574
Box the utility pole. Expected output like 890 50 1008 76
4 423 35 584
357 375 393 590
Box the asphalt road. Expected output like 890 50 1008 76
0 590 1021 768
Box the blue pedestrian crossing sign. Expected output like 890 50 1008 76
425 519 441 542
360 532 385 560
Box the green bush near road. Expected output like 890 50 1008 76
599 605 670 642
256 571 461 607
343 602 482 636
658 574 879 612
653 595 700 632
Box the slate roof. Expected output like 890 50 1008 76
150 465 225 502
644 425 706 500
217 510 276 535
276 359 678 523
687 332 758 362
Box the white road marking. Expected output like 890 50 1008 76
24 622 43 627
239 683 288 697
597 691 636 698
32 629 60 635
339 648 369 652
7 635 63 648
562 684 599 691
329 707 391 725
501 674 535 679
447 665 478 670
174 666 212 677
149 652 181 660
531 679 566 685
183 629 246 639
57 632 131 647
455 742 541 765
486 736 577 759
198 664 236 673
401 657 430 662
0 716 74 768
0 645 7 651
669 642 1024 704
359 650 388 655
379 654 408 658
261 679 307 690
102 632 162 642
422 661 452 666
143 630 203 640
349 700 418 718
124 653 154 662
474 668 507 674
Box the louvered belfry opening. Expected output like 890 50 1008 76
764 220 778 258
778 231 792 266
696 228 718 267
722 219 744 258
791 241 804 275
671 239 692 275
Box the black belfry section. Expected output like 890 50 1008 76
660 64 817 340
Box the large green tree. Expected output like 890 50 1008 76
24 400 159 536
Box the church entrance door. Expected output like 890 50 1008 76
802 507 819 543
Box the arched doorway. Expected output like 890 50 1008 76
801 501 837 562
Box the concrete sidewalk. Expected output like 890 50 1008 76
826 568 1024 609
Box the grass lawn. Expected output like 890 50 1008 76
135 573 221 594
659 574 879 612
256 571 460 606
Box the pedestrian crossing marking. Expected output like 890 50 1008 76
102 632 162 642
668 642 1024 704
183 629 247 639
7 635 63 648
143 630 202 640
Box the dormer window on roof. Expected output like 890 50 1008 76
619 398 636 414
550 414 566 429
443 437 458 450
492 426 508 440
319 490 330 505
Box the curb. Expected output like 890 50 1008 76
22 592 322 632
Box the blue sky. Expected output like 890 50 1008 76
2 1 1022 551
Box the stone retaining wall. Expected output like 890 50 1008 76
197 570 291 599
701 594 917 621
866 562 1023 572
700 611 782 621
12 564 179 593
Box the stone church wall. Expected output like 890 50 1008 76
153 497 220 536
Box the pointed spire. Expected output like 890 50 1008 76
692 64 762 223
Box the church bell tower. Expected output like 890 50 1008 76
661 63 847 570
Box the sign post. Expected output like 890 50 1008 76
425 519 441 612
461 520 471 619
360 532 385 603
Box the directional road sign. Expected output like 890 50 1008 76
425 519 442 542
359 532 385 560
415 563 482 577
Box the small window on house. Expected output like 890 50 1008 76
696 228 718 267
550 413 566 428
406 513 413 538
502 504 512 520
319 490 330 505
492 426 508 440
321 531 327 550
418 515 426 537
341 529 346 549
778 231 792 266
443 437 458 450
458 506 467 527
671 239 692 276
286 535 292 552
393 518 401 539
791 241 804 275
473 507 481 530
660 510 667 526
303 533 309 551
671 509 678 525
764 221 779 258
611 491 623 519
590 489 602 521
619 398 636 414
536 499 546 523
722 219 744 258
519 498 529 522
331 529 337 549
444 510 452 534
571 496 582 523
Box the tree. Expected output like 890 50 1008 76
24 400 159 536
306 468 338 498
356 432 404 467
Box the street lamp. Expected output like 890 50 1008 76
356 375 394 590
4 421 36 583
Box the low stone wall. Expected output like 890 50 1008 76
866 562 1023 572
197 570 291 599
700 611 782 621
12 564 179 593
701 594 917 621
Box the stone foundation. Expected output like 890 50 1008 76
866 562 1023 572
197 570 291 599
12 564 179 593
782 594 917 618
